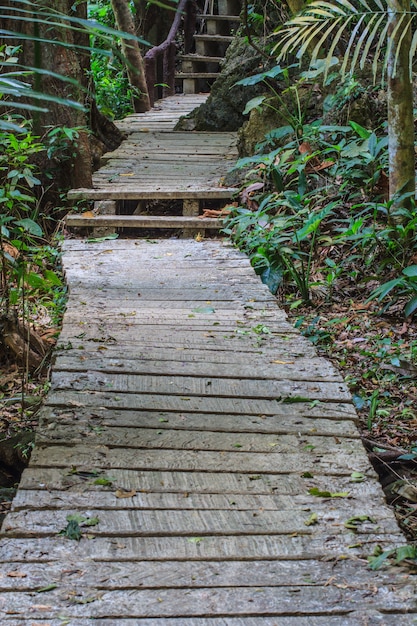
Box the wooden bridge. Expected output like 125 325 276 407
1 97 417 624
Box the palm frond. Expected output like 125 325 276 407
274 0 417 82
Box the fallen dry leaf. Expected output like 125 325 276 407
299 141 313 154
115 488 137 499
7 571 27 578
271 360 294 365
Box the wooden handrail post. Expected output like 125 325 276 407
184 0 197 54
144 56 156 107
163 42 177 99
144 0 189 103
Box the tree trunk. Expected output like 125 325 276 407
387 0 415 212
2 0 93 190
110 0 151 113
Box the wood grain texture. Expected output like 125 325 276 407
0 585 415 620
2 616 417 626
0 533 405 563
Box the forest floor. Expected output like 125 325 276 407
1 242 417 544
285 298 417 542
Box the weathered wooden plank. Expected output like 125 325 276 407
55 297 269 309
64 294 274 308
50 371 351 402
105 143 236 154
60 317 283 330
36 426 361 456
45 390 353 418
68 187 237 200
54 341 317 362
10 489 388 514
19 467 376 498
28 443 377 475
0 503 400 539
63 273 261 288
0 558 398 592
3 617 416 626
0 532 403 563
65 215 223 229
0 584 414 620
3 616 417 626
55 320 307 340
112 131 236 143
61 239 243 256
63 263 257 278
54 339 318 360
38 406 359 434
60 311 280 325
51 355 344 382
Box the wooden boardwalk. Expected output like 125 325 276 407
1 237 417 623
66 94 238 232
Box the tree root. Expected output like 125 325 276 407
0 312 49 374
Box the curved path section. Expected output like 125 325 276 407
0 238 416 623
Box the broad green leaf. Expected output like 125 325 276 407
261 265 283 294
368 549 394 570
395 544 417 563
264 125 294 142
83 517 100 527
350 472 365 482
349 121 371 139
397 453 417 461
44 269 62 286
405 296 417 317
304 512 319 526
402 265 417 278
243 96 266 115
369 278 403 301
93 477 113 486
13 218 43 237
24 272 45 289
59 519 82 541
309 487 349 497
271 167 284 192
235 65 284 86
344 514 374 530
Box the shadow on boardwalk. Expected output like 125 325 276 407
0 238 416 624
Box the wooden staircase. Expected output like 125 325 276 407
66 3 241 237
66 95 238 236
176 0 241 94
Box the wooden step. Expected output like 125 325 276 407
194 33 234 56
199 14 240 35
68 187 237 201
198 14 240 20
65 214 223 229
176 72 220 80
194 34 234 43
218 0 242 14
180 54 223 64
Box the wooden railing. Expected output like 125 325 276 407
144 0 197 106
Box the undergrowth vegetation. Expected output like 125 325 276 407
223 66 417 544
0 115 67 435
88 0 135 119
